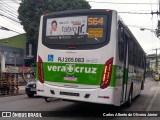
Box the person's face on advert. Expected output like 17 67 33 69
52 22 57 31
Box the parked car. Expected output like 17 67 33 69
25 81 36 97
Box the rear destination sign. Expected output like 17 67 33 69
47 64 97 75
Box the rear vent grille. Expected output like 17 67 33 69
60 91 79 97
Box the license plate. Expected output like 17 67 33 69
64 76 77 81
30 88 36 91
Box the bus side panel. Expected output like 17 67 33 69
131 68 145 98
98 87 121 106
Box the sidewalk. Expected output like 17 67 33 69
0 86 26 97
18 85 26 95
146 81 160 111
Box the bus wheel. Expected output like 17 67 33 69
126 89 132 107
44 97 52 102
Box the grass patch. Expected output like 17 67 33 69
0 34 26 49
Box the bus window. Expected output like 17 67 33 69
128 39 133 65
118 25 125 62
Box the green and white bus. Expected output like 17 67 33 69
36 9 146 106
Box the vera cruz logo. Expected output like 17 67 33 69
66 64 75 75
47 64 97 75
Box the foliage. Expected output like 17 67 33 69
18 0 91 44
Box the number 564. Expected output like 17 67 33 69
88 17 103 25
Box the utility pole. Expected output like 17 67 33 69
152 48 160 72
159 0 160 15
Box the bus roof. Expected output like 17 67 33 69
44 9 116 17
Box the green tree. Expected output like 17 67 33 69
18 0 91 44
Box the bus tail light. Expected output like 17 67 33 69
38 56 44 83
100 58 113 89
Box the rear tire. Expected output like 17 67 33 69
44 97 52 102
126 88 132 107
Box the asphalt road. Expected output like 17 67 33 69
0 77 158 120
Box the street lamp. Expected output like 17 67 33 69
140 28 156 33
140 27 160 38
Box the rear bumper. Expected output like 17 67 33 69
37 82 121 106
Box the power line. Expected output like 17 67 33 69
0 0 21 24
3 1 155 33
0 1 25 33
119 12 151 14
127 25 156 29
0 13 20 23
87 1 158 5
0 0 39 29
0 0 35 25
0 13 24 31
0 25 21 34
0 12 22 31
10 0 20 4
0 0 21 4
0 8 18 19
0 0 19 12
0 0 22 2
118 11 160 15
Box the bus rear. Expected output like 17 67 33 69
36 9 119 105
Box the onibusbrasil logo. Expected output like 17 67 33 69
47 64 97 75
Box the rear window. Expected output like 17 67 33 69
44 15 107 45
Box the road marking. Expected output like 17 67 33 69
145 90 157 111
140 90 158 120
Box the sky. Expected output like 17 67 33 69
0 0 160 55
0 0 24 38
